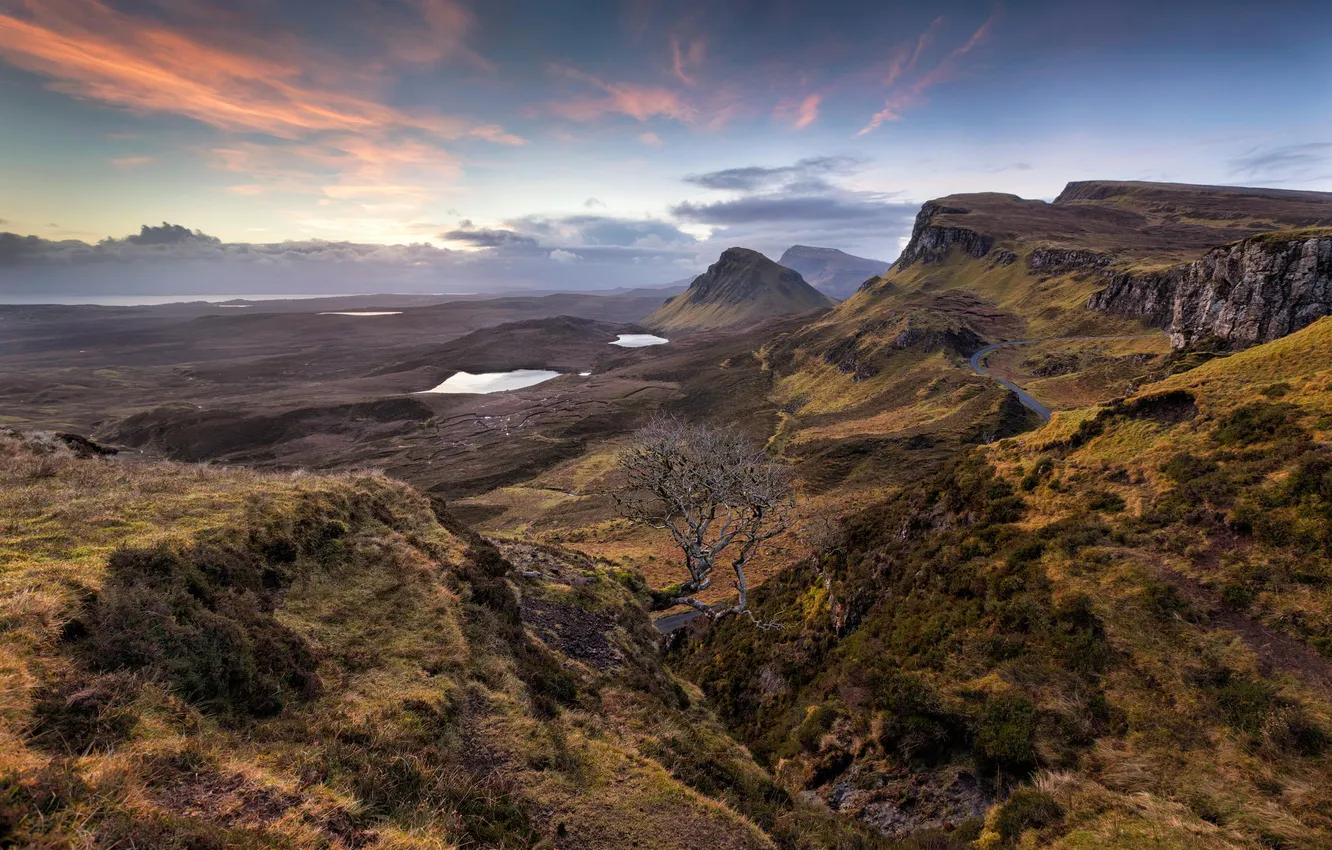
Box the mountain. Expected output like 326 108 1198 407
644 247 835 332
778 245 891 300
876 181 1332 349
725 180 1332 498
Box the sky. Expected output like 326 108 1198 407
0 0 1330 295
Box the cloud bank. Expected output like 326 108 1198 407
1 154 917 296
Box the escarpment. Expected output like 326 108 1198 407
1089 231 1332 349
892 201 995 269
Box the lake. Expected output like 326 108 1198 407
418 369 562 394
610 333 668 347
318 311 403 316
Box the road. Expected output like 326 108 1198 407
968 335 1162 422
654 607 707 633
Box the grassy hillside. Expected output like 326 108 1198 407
674 317 1332 849
0 431 888 849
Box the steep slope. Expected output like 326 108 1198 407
778 245 891 300
645 248 835 332
676 317 1332 848
0 431 885 849
1088 228 1332 349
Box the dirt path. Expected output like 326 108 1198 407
968 334 1162 422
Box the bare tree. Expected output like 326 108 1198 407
615 416 793 618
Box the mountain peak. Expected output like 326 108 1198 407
777 244 891 300
644 247 834 331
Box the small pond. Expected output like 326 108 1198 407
610 333 668 348
319 311 403 316
419 369 562 394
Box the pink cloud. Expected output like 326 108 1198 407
0 0 520 203
638 131 665 146
858 13 997 136
109 155 153 168
775 93 821 130
385 0 494 71
548 65 695 123
671 37 706 86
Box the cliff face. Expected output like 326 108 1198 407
891 201 994 270
1089 233 1332 349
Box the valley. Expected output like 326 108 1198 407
6 181 1332 849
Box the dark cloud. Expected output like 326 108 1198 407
673 155 914 262
0 232 58 266
0 223 697 295
1230 143 1332 182
123 222 221 246
505 214 696 248
683 155 864 192
440 227 540 249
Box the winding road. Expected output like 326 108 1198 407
968 335 1163 422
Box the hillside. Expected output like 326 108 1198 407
645 248 835 332
742 181 1332 500
778 246 892 300
0 431 884 849
675 316 1332 848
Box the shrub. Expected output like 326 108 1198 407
1143 581 1188 619
1160 452 1219 484
990 787 1064 845
1214 403 1302 446
1215 677 1277 735
85 543 322 717
1259 382 1292 398
29 673 140 754
1086 490 1126 513
1020 457 1055 492
1221 582 1256 609
974 695 1038 774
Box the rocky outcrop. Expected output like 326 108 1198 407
893 202 993 269
1089 233 1332 349
1027 247 1111 272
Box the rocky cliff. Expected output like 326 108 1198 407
891 201 995 270
1088 231 1332 349
644 247 834 331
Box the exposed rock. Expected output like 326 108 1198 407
890 324 984 356
893 202 993 270
821 764 991 839
520 595 623 671
1026 247 1112 272
1088 233 1332 349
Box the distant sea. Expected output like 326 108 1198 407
0 293 469 306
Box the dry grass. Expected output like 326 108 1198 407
0 430 804 849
